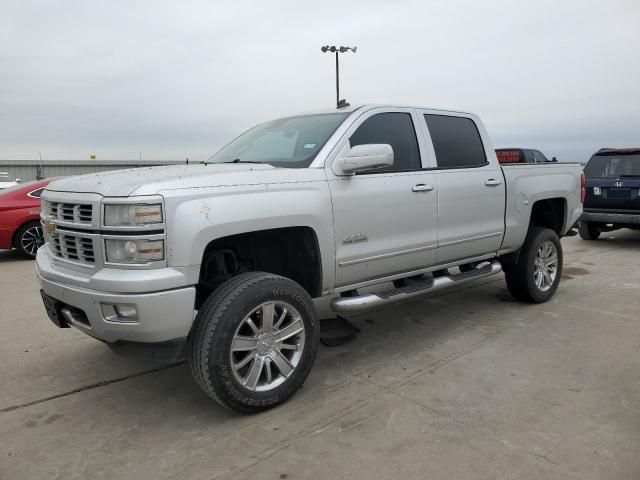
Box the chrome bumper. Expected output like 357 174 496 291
36 249 196 344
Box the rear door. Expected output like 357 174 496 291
418 112 505 264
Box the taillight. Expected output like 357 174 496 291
581 173 586 204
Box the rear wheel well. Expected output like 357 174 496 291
529 198 566 236
196 227 322 308
500 198 566 266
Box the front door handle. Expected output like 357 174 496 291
412 184 435 192
485 178 502 187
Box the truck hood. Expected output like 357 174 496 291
45 163 282 197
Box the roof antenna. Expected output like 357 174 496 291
320 45 357 109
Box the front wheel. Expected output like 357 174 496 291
504 227 563 303
15 221 44 259
188 272 320 413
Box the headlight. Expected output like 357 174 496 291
105 239 164 263
104 204 162 226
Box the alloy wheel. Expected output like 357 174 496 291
21 225 44 256
230 301 306 392
533 240 558 292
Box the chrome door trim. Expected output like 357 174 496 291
338 243 438 267
438 231 503 248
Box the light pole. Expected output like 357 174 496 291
321 45 357 109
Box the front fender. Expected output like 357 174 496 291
163 179 335 292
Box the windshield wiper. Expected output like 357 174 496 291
223 159 262 164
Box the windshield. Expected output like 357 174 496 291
0 173 14 181
207 113 349 168
584 154 640 179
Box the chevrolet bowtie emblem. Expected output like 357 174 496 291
43 218 55 234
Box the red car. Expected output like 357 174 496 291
0 179 51 258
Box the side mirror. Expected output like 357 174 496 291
551 157 558 162
334 143 394 175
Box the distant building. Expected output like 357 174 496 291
0 159 188 182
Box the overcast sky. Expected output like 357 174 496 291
1 0 638 162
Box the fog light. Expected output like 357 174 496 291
101 303 138 323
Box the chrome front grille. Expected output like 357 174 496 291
46 201 93 224
50 233 96 264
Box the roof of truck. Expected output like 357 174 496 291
297 104 475 116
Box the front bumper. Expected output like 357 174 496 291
36 249 196 345
581 210 640 225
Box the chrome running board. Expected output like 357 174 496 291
330 260 502 314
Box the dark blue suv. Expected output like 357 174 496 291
579 148 640 240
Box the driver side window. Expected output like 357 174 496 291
349 112 421 172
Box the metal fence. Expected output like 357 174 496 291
0 159 189 182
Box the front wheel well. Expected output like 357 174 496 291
196 226 322 308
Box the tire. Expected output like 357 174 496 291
188 272 320 413
504 227 563 303
578 221 600 240
14 221 44 259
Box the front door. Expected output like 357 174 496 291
328 109 439 287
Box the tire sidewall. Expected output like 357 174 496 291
523 228 563 302
203 276 319 412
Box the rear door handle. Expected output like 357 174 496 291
412 184 434 192
485 179 502 187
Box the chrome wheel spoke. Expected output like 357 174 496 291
234 352 256 369
261 302 275 331
245 318 260 335
275 318 304 342
232 335 258 352
244 357 265 391
265 359 273 384
271 350 294 378
279 342 298 351
274 308 287 330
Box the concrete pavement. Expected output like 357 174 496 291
1 231 639 479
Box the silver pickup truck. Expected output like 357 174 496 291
36 105 583 412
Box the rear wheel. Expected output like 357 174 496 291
578 221 600 240
504 227 563 303
188 272 320 413
15 221 44 259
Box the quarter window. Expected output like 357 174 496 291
349 113 421 172
424 115 487 168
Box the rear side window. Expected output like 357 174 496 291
28 188 44 198
349 112 421 172
425 115 487 168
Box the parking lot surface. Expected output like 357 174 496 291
2 231 640 480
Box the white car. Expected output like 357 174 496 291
0 172 19 189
